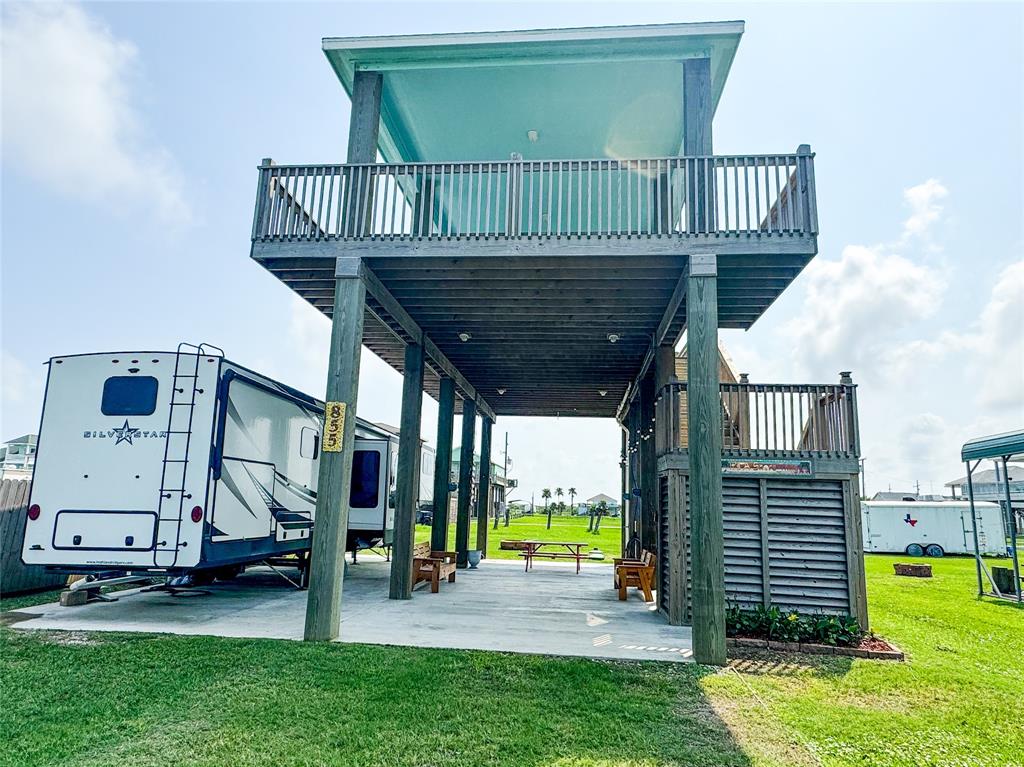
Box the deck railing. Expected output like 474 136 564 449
655 376 859 459
251 149 817 243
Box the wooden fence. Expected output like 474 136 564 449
0 480 66 596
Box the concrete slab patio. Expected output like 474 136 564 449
12 558 693 662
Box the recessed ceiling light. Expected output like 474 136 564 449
607 333 620 344
458 332 472 342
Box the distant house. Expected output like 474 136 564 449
946 465 1024 530
575 493 620 517
870 491 949 502
0 434 36 481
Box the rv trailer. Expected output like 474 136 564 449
21 345 434 578
861 500 1006 557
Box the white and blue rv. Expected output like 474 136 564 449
21 344 434 580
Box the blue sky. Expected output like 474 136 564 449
2 1 1022 501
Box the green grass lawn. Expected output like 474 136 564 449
415 512 622 562
2 554 1020 766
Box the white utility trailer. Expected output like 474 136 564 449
861 500 1006 557
21 344 434 579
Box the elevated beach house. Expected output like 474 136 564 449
248 21 865 664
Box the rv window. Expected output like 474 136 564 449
349 450 381 508
299 427 319 459
101 376 159 416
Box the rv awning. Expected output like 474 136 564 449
322 21 744 163
961 429 1024 462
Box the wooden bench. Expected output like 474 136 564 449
614 550 656 602
412 541 457 593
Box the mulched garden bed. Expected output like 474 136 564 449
727 634 904 660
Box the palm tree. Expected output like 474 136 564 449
555 488 563 516
542 488 552 529
593 500 609 532
568 487 577 514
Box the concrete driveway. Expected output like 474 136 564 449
13 557 693 662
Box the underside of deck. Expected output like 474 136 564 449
253 245 815 417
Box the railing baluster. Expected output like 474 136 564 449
454 163 463 237
322 167 334 239
544 161 552 236
286 167 300 239
753 158 762 232
265 170 280 238
586 160 592 236
527 161 534 236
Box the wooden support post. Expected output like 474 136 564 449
683 58 713 233
304 66 381 640
347 71 383 162
304 265 366 641
455 399 477 568
475 417 493 556
431 377 455 552
843 476 869 629
627 407 640 548
343 70 383 237
758 479 771 606
687 253 726 665
620 428 628 557
655 344 676 455
389 341 424 600
639 368 657 552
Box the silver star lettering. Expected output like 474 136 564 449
112 419 141 446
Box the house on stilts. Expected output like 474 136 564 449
248 20 867 664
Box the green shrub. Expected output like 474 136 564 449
725 603 863 646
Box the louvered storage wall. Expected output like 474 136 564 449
722 479 765 607
658 474 852 621
684 478 765 610
765 479 849 612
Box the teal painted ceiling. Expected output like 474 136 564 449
324 22 743 163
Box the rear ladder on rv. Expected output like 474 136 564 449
153 342 223 568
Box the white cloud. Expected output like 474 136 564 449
971 260 1024 410
784 243 947 379
884 260 1024 413
901 178 948 242
1 2 190 223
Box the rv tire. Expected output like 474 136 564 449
213 565 243 581
924 544 944 558
190 570 216 587
905 543 925 557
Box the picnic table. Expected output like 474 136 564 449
517 541 588 573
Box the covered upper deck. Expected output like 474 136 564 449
323 22 744 164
